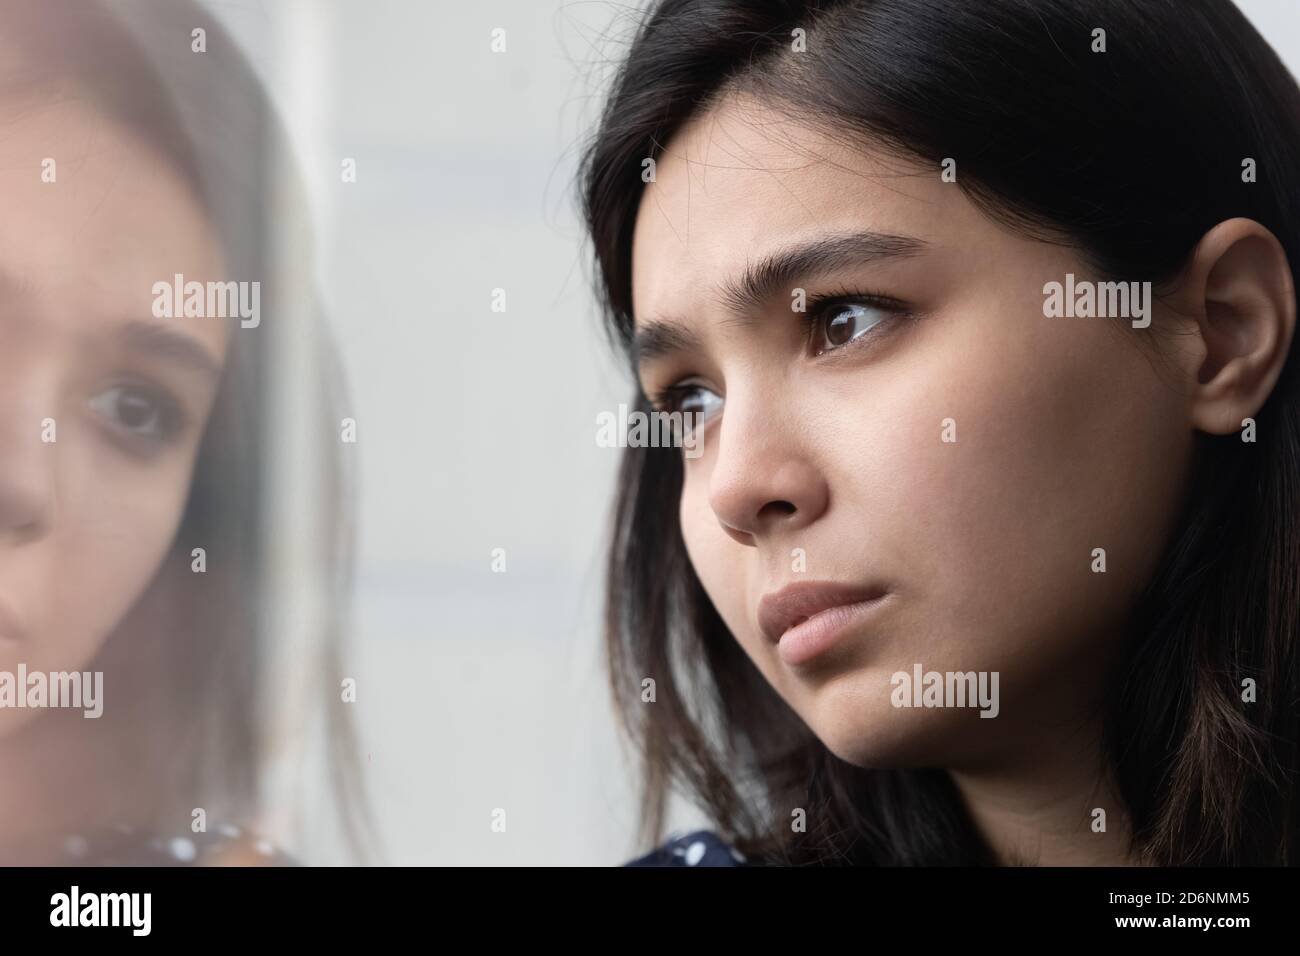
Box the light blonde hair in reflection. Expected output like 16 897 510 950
0 0 371 862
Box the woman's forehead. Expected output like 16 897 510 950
629 98 965 328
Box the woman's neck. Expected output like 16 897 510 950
0 711 124 860
948 715 1141 866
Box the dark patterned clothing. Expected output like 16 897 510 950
623 829 749 867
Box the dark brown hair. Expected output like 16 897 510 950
582 0 1300 864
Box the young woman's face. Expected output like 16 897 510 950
0 97 230 735
630 92 1198 769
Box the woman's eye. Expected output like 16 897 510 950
89 384 178 443
658 383 724 424
815 300 890 352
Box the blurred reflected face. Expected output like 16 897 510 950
0 97 230 734
630 92 1196 769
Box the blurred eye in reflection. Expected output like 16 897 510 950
88 382 185 451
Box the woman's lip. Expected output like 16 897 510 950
774 596 889 667
757 580 889 648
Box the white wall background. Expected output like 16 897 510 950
201 0 696 866
198 0 1300 865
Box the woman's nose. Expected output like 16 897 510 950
705 399 829 546
0 383 57 541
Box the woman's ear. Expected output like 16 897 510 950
1176 218 1296 436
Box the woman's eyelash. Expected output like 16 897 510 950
89 379 189 455
798 286 913 351
646 288 914 411
648 383 701 414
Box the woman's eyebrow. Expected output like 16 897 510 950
116 320 223 379
719 229 927 317
633 319 702 368
0 265 225 380
633 229 927 369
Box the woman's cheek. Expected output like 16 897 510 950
874 306 1184 682
678 461 755 641
43 471 191 676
